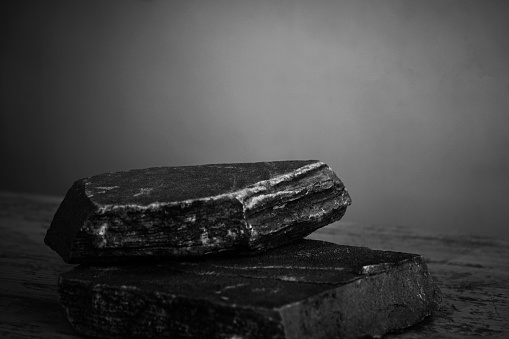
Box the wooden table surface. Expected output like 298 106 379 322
1 191 508 338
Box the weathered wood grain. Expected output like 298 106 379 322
1 192 508 338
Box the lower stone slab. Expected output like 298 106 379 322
57 240 441 339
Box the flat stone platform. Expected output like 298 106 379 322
58 239 441 339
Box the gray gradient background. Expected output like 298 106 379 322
2 0 508 239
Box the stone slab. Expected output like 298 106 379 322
44 160 351 263
57 240 441 339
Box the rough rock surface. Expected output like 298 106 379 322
58 239 441 339
44 160 351 263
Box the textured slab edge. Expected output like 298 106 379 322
45 161 351 263
279 258 441 338
57 258 441 339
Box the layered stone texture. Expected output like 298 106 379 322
58 240 442 339
44 160 351 263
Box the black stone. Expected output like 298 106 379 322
58 240 441 339
44 160 351 263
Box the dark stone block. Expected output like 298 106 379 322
44 160 351 263
58 240 441 339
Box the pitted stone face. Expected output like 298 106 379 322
44 160 351 263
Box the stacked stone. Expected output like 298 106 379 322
44 160 441 339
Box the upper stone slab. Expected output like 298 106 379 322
44 160 351 263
